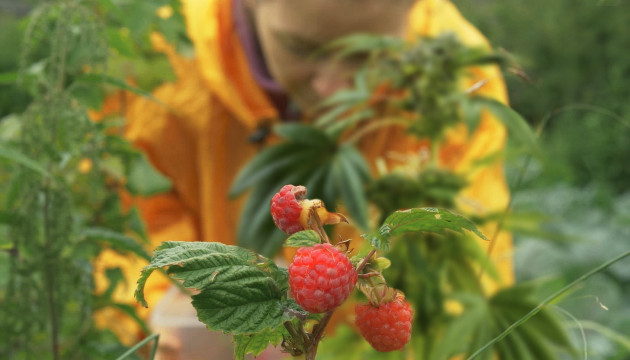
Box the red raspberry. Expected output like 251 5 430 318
289 243 358 313
270 185 307 235
355 296 413 352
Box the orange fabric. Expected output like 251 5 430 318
94 0 514 342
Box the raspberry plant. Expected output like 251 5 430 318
135 184 490 359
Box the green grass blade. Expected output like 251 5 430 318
467 248 630 359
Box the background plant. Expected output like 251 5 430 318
456 1 630 358
0 0 183 358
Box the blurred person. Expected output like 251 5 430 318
93 0 514 356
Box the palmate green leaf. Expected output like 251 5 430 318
471 96 543 160
366 208 486 251
135 241 294 335
274 123 334 146
233 326 286 360
284 230 320 248
231 124 372 255
429 294 487 360
335 145 371 230
433 284 576 360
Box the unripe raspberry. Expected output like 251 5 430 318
355 295 413 352
270 184 347 235
289 243 357 313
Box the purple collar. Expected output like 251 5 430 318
233 0 285 94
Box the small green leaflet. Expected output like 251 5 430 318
471 96 543 161
364 208 487 251
135 241 296 335
284 230 320 248
233 326 286 360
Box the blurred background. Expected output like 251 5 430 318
455 1 630 358
1 0 629 358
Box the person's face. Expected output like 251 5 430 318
250 0 412 113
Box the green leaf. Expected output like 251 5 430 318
321 33 404 60
0 72 17 85
326 108 375 138
126 154 172 196
82 227 150 261
366 208 486 251
429 295 487 360
316 88 368 109
472 96 543 160
284 230 320 248
0 145 50 177
76 74 169 109
229 142 306 197
135 241 294 334
233 326 285 360
274 123 333 146
0 211 22 225
335 145 370 230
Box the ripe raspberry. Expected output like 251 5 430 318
270 185 307 235
289 243 358 313
355 296 413 352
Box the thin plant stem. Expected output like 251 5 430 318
356 249 377 273
305 310 335 360
43 189 60 360
115 333 160 360
466 248 630 360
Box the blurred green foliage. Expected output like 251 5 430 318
456 0 630 195
456 1 630 358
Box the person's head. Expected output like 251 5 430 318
246 0 416 112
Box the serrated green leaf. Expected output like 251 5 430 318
191 281 291 335
83 227 150 261
472 96 543 160
367 208 486 251
136 241 257 306
0 145 50 177
284 230 320 248
233 326 286 360
135 241 294 334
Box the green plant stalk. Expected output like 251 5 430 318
466 248 630 360
115 333 160 360
43 187 60 360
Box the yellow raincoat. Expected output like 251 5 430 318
93 0 513 344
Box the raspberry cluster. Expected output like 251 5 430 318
271 184 412 353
